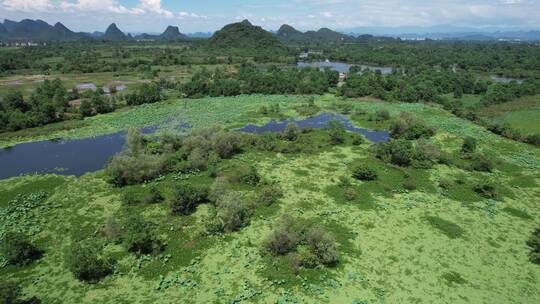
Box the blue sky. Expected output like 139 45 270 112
1 0 539 33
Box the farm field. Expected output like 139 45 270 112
1 94 539 303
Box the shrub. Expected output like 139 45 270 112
0 281 20 304
184 148 209 172
402 179 417 191
209 177 231 203
122 190 141 205
170 185 208 215
351 163 377 181
102 216 122 242
462 136 477 153
305 226 339 266
239 166 260 186
527 228 540 265
374 109 390 122
106 154 164 187
65 239 113 283
375 139 414 167
526 134 540 146
212 131 243 159
263 218 299 256
125 128 147 155
296 246 319 268
351 134 364 145
143 185 164 204
425 216 464 239
390 114 435 140
469 154 493 172
0 231 42 266
282 123 300 141
216 192 250 233
473 182 498 199
256 183 284 206
122 214 163 255
344 187 358 201
327 120 346 144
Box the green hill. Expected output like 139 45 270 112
102 23 131 41
207 20 283 50
0 19 87 41
277 24 355 43
159 26 188 41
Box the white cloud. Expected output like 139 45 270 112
137 0 173 18
60 0 142 14
59 0 174 17
320 11 333 18
2 0 53 12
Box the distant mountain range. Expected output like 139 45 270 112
0 19 188 42
342 25 540 41
277 24 356 43
2 19 539 44
394 31 540 41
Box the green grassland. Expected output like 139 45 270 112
478 95 540 135
1 95 540 303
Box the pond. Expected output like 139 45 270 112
238 113 391 143
0 126 157 180
297 61 394 74
490 75 524 84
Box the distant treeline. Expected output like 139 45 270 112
179 64 339 98
340 67 540 105
0 79 163 133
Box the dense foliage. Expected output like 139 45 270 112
180 64 338 98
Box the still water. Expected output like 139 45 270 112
297 61 394 74
238 112 390 142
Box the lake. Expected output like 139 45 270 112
238 112 391 142
0 126 157 179
297 61 394 74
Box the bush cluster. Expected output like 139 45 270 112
65 239 114 283
374 138 442 168
351 163 378 181
206 191 250 234
389 113 435 140
170 184 209 216
122 214 164 255
263 217 339 268
0 231 42 266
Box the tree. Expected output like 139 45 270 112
0 281 20 304
462 136 477 153
283 123 300 141
0 231 42 266
65 239 113 282
122 214 163 255
263 217 299 256
79 99 93 117
327 120 346 144
305 226 339 266
213 192 250 233
2 91 27 112
351 163 377 181
170 185 208 215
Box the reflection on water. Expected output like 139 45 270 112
0 126 158 179
297 61 394 74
